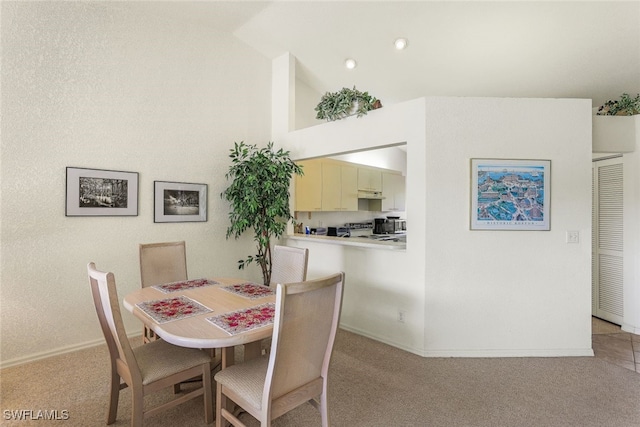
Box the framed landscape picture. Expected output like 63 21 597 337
154 181 208 223
470 159 550 231
66 167 138 216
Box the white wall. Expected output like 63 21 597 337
281 97 593 357
592 115 640 335
332 146 407 172
622 117 640 334
423 97 592 356
0 2 271 367
295 78 321 130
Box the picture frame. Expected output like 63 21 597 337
154 181 208 223
470 158 550 231
66 167 139 216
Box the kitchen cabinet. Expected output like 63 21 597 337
322 162 358 211
295 160 322 212
295 159 357 212
357 167 382 193
382 172 406 212
295 159 403 213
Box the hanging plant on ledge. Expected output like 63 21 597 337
315 86 382 122
596 93 640 116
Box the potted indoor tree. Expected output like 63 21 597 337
315 86 382 121
221 141 303 286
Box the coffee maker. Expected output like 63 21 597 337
373 218 393 234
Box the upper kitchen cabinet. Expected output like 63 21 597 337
382 171 406 212
358 167 382 193
295 160 322 212
322 162 358 211
294 158 404 213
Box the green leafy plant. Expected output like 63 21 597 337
221 141 303 285
315 86 382 121
597 93 640 116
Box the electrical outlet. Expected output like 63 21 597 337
397 309 406 323
566 230 580 244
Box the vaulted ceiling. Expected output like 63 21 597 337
150 1 640 109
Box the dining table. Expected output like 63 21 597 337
122 277 276 368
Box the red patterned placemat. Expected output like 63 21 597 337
206 303 275 335
152 278 219 293
220 283 274 299
136 296 212 323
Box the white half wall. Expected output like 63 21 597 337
280 96 593 357
279 99 428 355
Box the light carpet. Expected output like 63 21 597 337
1 329 639 426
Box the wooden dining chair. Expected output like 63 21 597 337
262 245 309 355
139 241 188 343
214 272 345 427
269 245 308 288
87 262 213 427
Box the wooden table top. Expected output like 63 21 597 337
123 277 276 349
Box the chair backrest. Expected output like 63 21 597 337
269 245 309 287
139 241 188 287
264 272 344 407
87 262 142 384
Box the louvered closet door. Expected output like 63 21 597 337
592 158 624 325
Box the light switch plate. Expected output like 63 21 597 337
566 230 580 243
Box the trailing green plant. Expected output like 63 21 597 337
315 86 382 121
221 141 303 286
597 93 640 116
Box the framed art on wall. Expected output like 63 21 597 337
154 181 208 223
66 167 139 216
470 158 550 231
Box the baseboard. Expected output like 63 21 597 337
338 326 594 358
421 348 595 358
339 325 427 357
0 332 143 369
621 323 640 335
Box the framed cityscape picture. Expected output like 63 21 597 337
154 181 208 223
66 167 139 216
470 159 550 231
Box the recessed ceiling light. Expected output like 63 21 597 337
345 58 357 69
394 38 408 50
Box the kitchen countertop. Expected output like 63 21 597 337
286 233 406 250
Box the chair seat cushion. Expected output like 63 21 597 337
214 355 269 410
133 339 212 385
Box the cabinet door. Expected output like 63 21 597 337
358 168 382 192
394 175 406 211
295 160 322 211
322 163 342 211
322 163 358 211
382 172 406 211
341 165 358 211
370 169 382 192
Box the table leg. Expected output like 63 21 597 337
221 346 235 369
243 341 262 361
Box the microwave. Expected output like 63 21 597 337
373 218 406 234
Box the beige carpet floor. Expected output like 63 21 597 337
2 329 640 426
